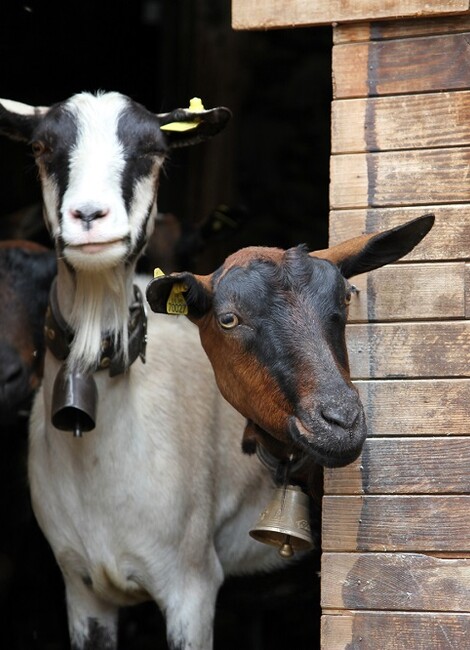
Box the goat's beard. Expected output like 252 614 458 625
67 268 129 373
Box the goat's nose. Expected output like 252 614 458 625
71 207 110 225
320 403 360 430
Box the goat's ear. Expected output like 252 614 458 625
0 100 48 142
157 102 231 149
310 214 435 279
146 272 213 320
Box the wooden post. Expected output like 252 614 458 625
322 14 470 648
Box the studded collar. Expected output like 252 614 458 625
44 278 147 377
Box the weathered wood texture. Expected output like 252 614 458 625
331 148 470 208
333 33 470 99
232 1 470 30
324 437 470 494
347 322 470 378
323 496 470 551
321 553 470 610
356 379 469 436
347 262 465 321
334 14 470 43
329 207 470 260
332 91 470 153
321 612 470 649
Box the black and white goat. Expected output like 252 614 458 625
0 92 288 650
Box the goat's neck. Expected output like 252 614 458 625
56 260 137 372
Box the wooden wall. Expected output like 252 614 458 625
323 14 470 649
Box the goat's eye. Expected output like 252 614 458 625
218 313 239 329
31 141 49 157
345 292 352 306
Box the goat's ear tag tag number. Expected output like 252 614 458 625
153 267 165 278
161 97 205 133
167 283 188 315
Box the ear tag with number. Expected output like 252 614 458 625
167 283 188 315
153 267 165 278
160 97 205 133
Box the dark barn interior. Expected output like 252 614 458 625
0 1 332 648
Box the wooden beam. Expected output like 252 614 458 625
334 14 470 43
332 91 470 153
323 495 470 551
232 1 470 30
347 321 470 379
333 33 470 98
347 262 465 322
330 148 470 209
354 379 470 436
329 206 470 261
324 437 470 494
322 552 470 611
321 611 470 649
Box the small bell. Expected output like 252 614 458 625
249 484 313 558
51 365 98 437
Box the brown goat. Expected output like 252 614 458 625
146 214 434 485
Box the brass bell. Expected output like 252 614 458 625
51 364 98 437
249 484 313 558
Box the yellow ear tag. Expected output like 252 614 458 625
160 97 205 133
153 267 165 278
167 283 188 315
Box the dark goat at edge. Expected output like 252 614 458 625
147 214 435 489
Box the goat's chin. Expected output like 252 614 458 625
64 241 128 271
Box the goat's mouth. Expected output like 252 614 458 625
67 238 126 254
288 416 366 468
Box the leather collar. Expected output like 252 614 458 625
44 278 147 377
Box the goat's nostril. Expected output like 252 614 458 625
71 208 109 223
320 406 359 430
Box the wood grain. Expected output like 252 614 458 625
329 206 470 261
355 379 470 436
332 91 470 153
330 148 470 209
321 611 470 649
347 262 466 322
347 322 470 379
334 14 470 44
321 552 470 611
232 1 470 30
322 495 470 551
324 437 470 494
333 33 470 98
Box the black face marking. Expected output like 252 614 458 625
31 104 78 212
117 99 167 212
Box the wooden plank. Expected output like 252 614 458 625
333 33 470 98
347 262 465 322
355 379 470 436
347 322 470 379
321 552 470 611
334 14 470 43
330 148 470 209
321 611 470 649
332 91 470 153
232 1 470 30
322 495 470 551
324 438 470 494
329 206 470 261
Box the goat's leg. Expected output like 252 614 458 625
64 577 119 650
159 556 224 650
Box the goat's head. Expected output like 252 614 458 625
0 93 231 272
147 215 434 469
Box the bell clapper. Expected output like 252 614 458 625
279 536 294 559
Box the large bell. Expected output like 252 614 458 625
249 484 313 558
51 364 98 437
